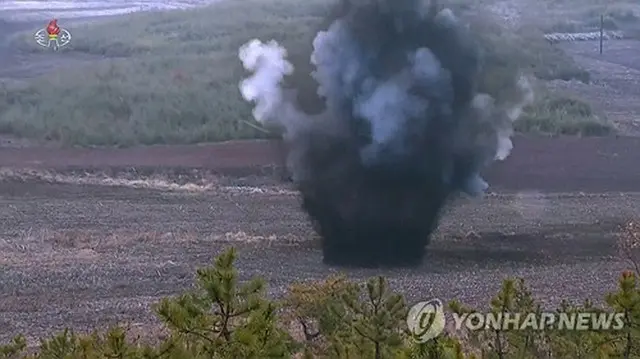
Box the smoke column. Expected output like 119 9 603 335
239 0 533 267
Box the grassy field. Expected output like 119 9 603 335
534 0 640 33
0 0 617 147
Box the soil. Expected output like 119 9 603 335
2 135 639 192
1 135 640 344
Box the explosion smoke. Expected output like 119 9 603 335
239 0 533 267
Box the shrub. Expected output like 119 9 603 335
4 234 640 359
515 95 614 136
0 0 611 146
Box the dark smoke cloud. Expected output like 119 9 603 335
239 0 533 268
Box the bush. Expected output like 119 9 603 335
0 0 612 147
0 0 330 147
516 95 614 136
5 229 640 359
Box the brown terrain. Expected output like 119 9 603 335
2 135 640 344
1 18 640 345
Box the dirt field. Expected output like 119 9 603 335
2 135 640 344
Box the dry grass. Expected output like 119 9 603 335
545 1 640 34
1 0 330 146
0 168 297 194
0 0 617 146
0 228 309 267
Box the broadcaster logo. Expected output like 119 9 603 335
407 298 625 343
406 299 446 342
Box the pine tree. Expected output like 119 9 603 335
287 275 412 358
547 299 614 359
285 274 356 348
155 247 293 358
606 270 640 358
0 335 26 359
344 277 407 359
400 334 468 359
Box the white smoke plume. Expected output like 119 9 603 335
237 0 534 267
238 39 293 127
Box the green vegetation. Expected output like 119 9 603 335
0 0 613 147
4 227 640 359
468 18 613 136
515 95 613 136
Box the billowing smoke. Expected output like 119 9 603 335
239 0 533 268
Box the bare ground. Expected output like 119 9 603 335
2 136 640 344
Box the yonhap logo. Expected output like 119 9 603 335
406 297 625 343
406 298 446 342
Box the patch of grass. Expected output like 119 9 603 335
1 0 331 146
0 0 610 146
469 18 591 85
466 15 612 136
516 95 614 136
547 2 640 34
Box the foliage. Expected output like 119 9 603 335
0 0 613 147
515 94 614 137
5 236 640 359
